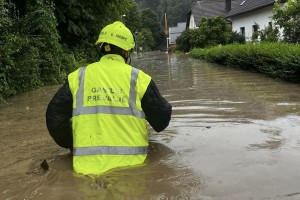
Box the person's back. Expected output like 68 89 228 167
69 53 151 174
46 21 172 175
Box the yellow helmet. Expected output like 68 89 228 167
95 21 135 51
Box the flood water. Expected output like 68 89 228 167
1 52 300 200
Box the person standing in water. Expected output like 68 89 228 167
46 21 172 175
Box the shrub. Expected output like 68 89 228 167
189 48 208 59
259 25 280 42
0 0 76 103
189 42 300 82
176 30 192 52
230 31 246 44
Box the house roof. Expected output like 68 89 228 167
169 22 187 44
169 22 186 34
187 0 244 27
226 0 276 17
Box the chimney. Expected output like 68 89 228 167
225 0 231 12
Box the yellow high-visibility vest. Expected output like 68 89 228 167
68 54 151 175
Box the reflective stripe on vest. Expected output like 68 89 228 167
73 146 147 156
72 66 145 119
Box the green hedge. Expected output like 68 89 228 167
189 42 300 82
0 1 77 104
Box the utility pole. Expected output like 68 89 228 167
164 13 169 53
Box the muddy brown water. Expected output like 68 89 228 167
1 52 300 200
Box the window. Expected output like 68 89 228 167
252 24 259 39
253 24 259 32
240 27 245 36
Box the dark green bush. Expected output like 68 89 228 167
0 1 18 102
0 0 76 103
176 30 192 52
259 25 280 42
230 31 246 44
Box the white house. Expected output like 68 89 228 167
168 22 186 44
226 0 286 41
186 0 244 30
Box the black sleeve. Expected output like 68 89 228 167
141 80 172 132
46 81 73 148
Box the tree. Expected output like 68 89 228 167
23 0 69 84
0 0 17 100
134 0 197 48
136 28 155 51
157 0 195 27
175 29 192 52
53 0 133 61
134 0 160 12
0 0 73 102
190 17 231 48
124 1 142 33
273 0 300 43
258 25 280 42
0 0 146 102
141 8 163 48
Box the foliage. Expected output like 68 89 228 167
273 0 300 43
2 0 192 103
176 22 245 54
175 29 192 52
190 42 300 82
190 17 231 49
124 1 142 33
258 25 280 42
135 28 155 51
24 0 67 84
134 0 160 11
0 0 17 102
0 0 76 103
157 0 195 27
135 0 196 48
141 8 163 48
135 0 195 27
251 31 259 41
230 31 246 44
189 48 208 59
53 0 133 62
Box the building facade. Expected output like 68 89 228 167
186 0 244 30
226 0 285 41
169 22 187 44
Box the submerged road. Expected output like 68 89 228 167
1 52 300 199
